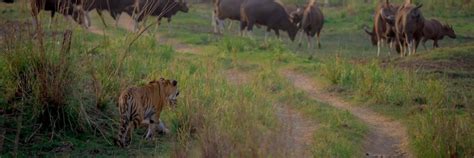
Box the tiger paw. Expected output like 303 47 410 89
158 128 170 135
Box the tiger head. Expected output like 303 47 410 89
150 78 180 108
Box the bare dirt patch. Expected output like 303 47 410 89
155 34 202 54
87 25 107 35
281 70 413 157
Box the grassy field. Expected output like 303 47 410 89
1 0 473 157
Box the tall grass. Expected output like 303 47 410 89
315 56 474 157
0 15 296 157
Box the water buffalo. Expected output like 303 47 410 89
240 0 298 41
290 0 324 49
78 0 137 27
128 0 189 31
364 0 398 56
422 19 456 49
30 0 86 27
395 1 424 56
212 0 244 34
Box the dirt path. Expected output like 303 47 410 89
154 34 202 54
275 103 317 157
281 70 412 157
225 69 317 157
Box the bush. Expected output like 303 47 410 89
1 22 78 130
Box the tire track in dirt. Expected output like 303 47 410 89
275 103 317 157
226 69 317 157
281 70 412 157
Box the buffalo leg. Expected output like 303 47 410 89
388 41 393 56
82 12 91 29
434 40 439 48
239 21 247 36
48 11 55 29
377 39 382 56
264 28 272 42
246 21 254 38
298 30 304 47
211 11 218 33
317 32 321 49
227 21 233 30
264 30 269 42
404 34 410 56
113 12 121 27
307 35 312 49
407 41 411 56
273 29 280 41
167 18 172 33
398 39 405 57
422 38 428 50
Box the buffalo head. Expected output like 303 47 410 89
380 0 397 25
177 0 189 13
443 24 456 38
290 8 303 28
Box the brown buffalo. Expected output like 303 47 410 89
79 0 137 27
30 0 86 27
395 0 424 56
128 0 189 31
290 0 324 49
422 19 456 49
240 0 298 41
364 0 398 56
212 0 244 34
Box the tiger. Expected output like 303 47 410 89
115 78 180 147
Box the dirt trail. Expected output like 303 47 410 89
281 70 412 157
275 103 317 157
225 69 317 157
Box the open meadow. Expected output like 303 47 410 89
0 0 473 157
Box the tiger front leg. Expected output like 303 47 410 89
145 123 157 141
157 119 170 135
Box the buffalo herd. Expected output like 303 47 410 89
28 0 188 31
18 0 455 56
364 0 456 56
